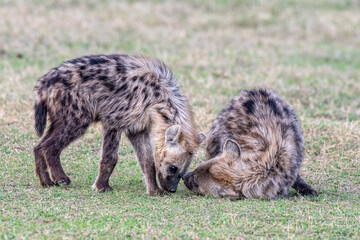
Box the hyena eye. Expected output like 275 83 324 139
169 165 178 173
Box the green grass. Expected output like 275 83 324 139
1 0 360 239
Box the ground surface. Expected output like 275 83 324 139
0 0 359 239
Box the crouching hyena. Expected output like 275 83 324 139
183 89 318 200
33 54 204 195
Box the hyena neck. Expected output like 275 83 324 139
151 104 199 159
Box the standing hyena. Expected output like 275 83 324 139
33 54 204 194
183 89 318 200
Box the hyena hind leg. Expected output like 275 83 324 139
292 175 318 196
41 119 91 186
92 128 121 193
34 130 57 187
127 131 165 196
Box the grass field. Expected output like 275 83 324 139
1 0 360 239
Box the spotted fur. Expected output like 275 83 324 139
33 54 203 194
183 89 318 200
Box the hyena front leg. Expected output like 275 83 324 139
92 128 121 193
127 131 165 196
292 175 318 196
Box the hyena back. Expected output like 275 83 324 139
183 89 317 200
33 54 203 194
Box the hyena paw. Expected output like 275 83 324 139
148 188 168 196
39 173 57 187
54 176 71 186
92 184 113 193
299 186 318 196
40 179 58 188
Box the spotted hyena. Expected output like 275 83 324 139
33 54 204 195
183 89 318 200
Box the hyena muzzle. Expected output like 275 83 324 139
183 89 318 200
33 54 204 195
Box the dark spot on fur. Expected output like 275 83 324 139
259 89 269 97
139 76 145 81
46 74 61 87
144 102 151 109
82 74 91 83
72 104 79 111
131 76 137 82
68 58 85 64
268 98 281 116
143 93 148 102
104 82 115 91
114 83 128 95
127 93 134 102
99 75 108 81
206 136 222 158
89 57 108 65
247 90 256 97
243 100 255 114
116 62 127 74
283 106 291 117
133 86 138 92
154 91 160 98
74 118 80 126
80 65 86 70
61 97 66 107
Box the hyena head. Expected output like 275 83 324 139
183 139 241 199
156 125 205 193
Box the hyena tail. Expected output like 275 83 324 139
34 100 47 137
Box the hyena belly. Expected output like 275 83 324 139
184 89 317 200
33 54 201 194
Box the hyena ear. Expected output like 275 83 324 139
223 139 241 157
165 125 182 144
197 133 206 144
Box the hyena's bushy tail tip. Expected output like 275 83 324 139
34 100 47 137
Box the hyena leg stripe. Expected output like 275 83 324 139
127 131 161 195
292 175 318 196
93 128 121 193
42 121 90 185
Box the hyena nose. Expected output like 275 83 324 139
182 172 193 181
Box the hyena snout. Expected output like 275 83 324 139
158 173 181 193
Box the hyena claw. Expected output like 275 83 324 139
56 179 71 185
40 180 58 188
91 184 113 193
148 187 168 196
